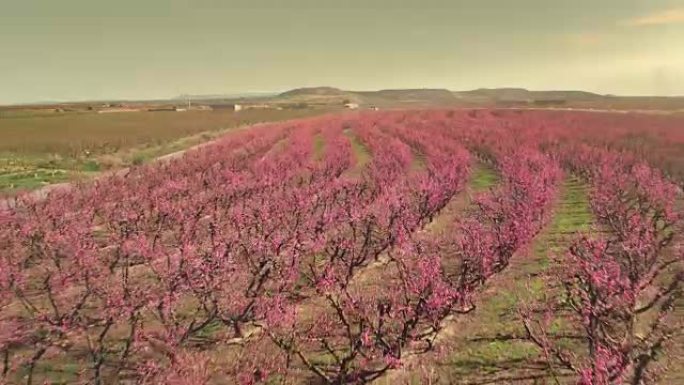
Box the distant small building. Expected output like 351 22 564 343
344 103 359 109
243 104 272 110
98 107 141 113
146 106 189 112
207 103 243 111
147 107 178 112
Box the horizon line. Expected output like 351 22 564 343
3 87 684 107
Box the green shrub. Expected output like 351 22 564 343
81 160 101 172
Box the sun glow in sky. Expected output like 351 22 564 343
1 0 683 104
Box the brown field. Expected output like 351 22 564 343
0 108 334 156
0 107 335 192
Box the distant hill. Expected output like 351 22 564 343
274 87 361 106
455 88 604 102
279 87 348 97
274 86 611 107
176 87 622 107
268 87 684 110
8 87 684 111
357 89 457 106
275 87 458 107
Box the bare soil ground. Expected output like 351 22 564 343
373 177 592 385
0 108 334 193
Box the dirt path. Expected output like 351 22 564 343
351 163 498 289
342 128 371 178
374 177 592 385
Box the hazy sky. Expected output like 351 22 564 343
2 0 684 104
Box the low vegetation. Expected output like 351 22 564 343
0 108 333 193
